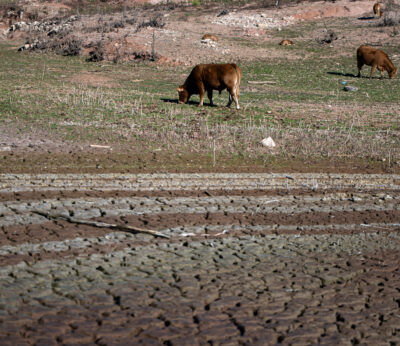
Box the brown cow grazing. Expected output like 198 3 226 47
357 45 397 79
202 34 218 42
373 2 383 17
279 39 294 46
177 63 241 109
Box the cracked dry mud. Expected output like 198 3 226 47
0 173 400 345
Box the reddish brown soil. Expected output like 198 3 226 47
1 150 397 174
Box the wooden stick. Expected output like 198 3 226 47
248 81 277 84
33 211 170 239
90 144 112 149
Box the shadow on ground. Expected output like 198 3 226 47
327 71 388 79
327 71 358 78
161 98 215 107
358 16 375 20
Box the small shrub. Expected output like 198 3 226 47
24 35 82 56
316 30 338 44
125 17 136 25
383 0 400 26
86 41 104 62
111 20 125 29
132 51 159 62
136 15 165 32
58 37 82 56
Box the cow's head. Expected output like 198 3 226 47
177 86 189 104
389 67 397 79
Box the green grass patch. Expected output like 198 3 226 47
0 30 399 168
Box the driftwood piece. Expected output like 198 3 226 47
248 81 277 85
90 144 112 149
33 211 170 239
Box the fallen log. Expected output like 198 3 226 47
32 211 170 239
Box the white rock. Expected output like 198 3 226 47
261 137 276 148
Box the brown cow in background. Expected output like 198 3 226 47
279 39 294 46
202 34 218 42
177 63 241 109
357 45 397 79
373 2 383 17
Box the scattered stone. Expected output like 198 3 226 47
201 39 217 47
213 13 294 29
217 9 229 17
261 137 276 148
4 16 78 36
343 86 358 92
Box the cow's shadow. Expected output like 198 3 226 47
358 16 375 20
161 98 180 104
161 98 216 107
327 71 358 78
327 71 388 79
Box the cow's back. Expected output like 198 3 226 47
201 64 239 88
358 45 392 65
357 45 378 65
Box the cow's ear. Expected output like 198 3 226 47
177 87 184 92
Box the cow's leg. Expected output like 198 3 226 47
226 93 233 108
207 90 214 106
198 85 205 107
370 64 377 78
234 80 240 110
232 92 240 110
227 87 239 110
378 66 384 79
357 61 363 77
227 87 240 110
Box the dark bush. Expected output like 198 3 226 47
111 20 125 28
125 17 136 25
86 40 104 62
58 37 82 56
25 35 82 56
132 51 159 62
136 15 165 32
383 0 400 26
316 30 338 44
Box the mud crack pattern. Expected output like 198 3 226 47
0 173 399 345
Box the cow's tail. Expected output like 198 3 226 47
232 63 241 98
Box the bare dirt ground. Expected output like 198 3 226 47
0 173 399 345
1 0 382 65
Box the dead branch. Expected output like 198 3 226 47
33 211 170 239
248 81 277 84
90 144 112 149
